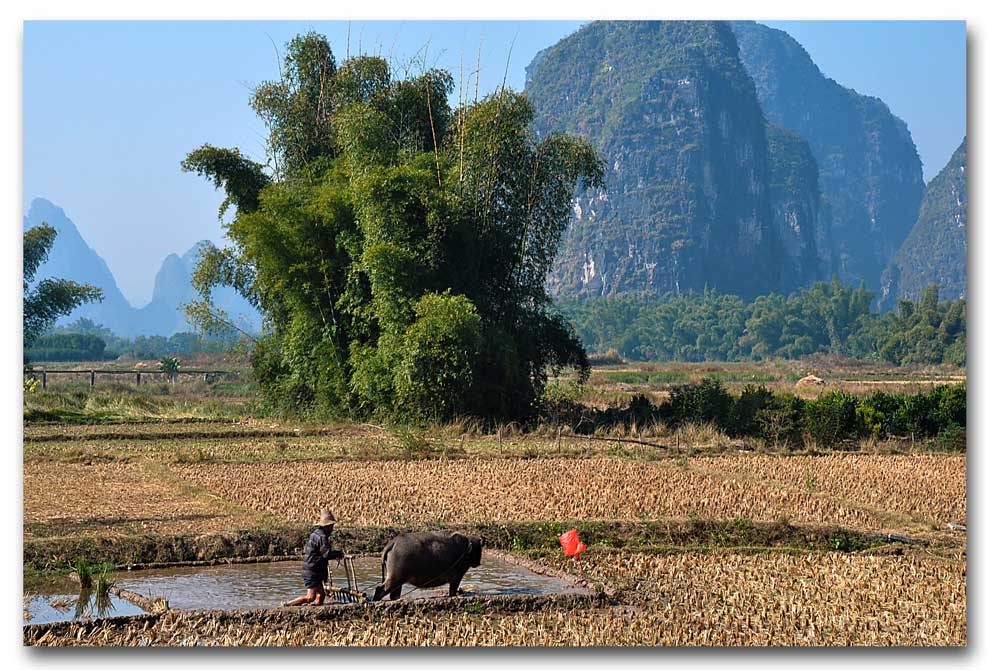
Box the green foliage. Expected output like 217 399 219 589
729 384 775 437
803 391 861 449
664 378 733 431
933 425 966 453
47 318 246 360
73 557 95 590
755 393 806 449
180 146 271 218
869 286 967 365
893 385 966 440
557 279 965 366
576 380 963 451
392 292 482 422
23 225 103 349
250 32 338 178
934 384 967 428
183 33 602 423
855 392 905 438
159 356 181 375
95 565 115 599
24 333 113 362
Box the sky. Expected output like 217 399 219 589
23 20 966 306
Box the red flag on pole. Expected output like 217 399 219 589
559 529 587 558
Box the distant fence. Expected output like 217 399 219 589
23 369 230 389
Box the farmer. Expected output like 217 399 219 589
283 509 345 606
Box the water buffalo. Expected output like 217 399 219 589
371 531 483 601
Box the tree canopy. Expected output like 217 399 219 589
23 224 103 349
558 280 965 366
183 33 603 421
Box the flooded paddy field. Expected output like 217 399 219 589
24 553 589 625
115 553 588 609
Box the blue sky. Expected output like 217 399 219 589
23 20 966 306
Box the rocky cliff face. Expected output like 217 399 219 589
526 21 828 299
766 122 827 291
732 21 925 293
881 139 967 307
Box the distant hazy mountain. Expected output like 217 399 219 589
732 21 925 293
23 198 261 337
526 21 826 299
23 198 140 335
138 240 262 335
881 139 967 307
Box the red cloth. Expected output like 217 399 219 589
559 529 587 558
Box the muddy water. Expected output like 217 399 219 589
104 554 587 612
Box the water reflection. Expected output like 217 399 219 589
25 592 143 626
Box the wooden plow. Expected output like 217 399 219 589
326 556 367 604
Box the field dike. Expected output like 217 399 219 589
23 591 607 646
24 518 892 572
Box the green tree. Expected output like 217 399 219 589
23 224 103 348
182 34 602 422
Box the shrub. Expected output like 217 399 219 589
664 378 733 430
932 425 966 452
896 390 941 438
755 394 805 450
23 376 40 394
159 356 181 383
729 384 775 437
393 426 437 458
934 384 966 430
588 348 624 366
856 391 905 438
804 391 860 449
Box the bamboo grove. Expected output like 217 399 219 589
181 33 604 422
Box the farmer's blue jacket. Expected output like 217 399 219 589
302 527 344 581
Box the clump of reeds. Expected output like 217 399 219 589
73 557 95 590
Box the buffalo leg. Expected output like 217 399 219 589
388 584 402 600
372 584 385 602
448 576 463 597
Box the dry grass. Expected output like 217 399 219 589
672 422 732 451
26 549 965 646
171 457 901 530
697 454 967 527
22 461 263 539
